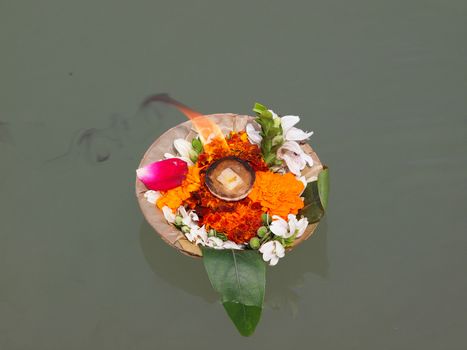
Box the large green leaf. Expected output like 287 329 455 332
201 247 266 336
300 166 329 223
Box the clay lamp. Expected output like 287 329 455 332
205 156 256 201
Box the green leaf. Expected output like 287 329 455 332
253 102 273 119
300 166 330 223
253 102 267 115
223 302 262 336
271 135 284 147
191 137 203 153
261 137 272 155
201 247 266 336
318 166 329 210
263 153 276 165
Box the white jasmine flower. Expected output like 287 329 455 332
206 236 224 249
259 240 285 266
164 138 195 165
177 206 199 228
162 206 176 223
194 226 208 245
287 214 308 239
280 115 313 141
186 225 207 244
270 111 313 142
277 140 314 176
246 123 262 145
269 214 308 239
269 215 291 238
144 190 161 204
222 241 244 250
247 111 313 176
174 139 195 160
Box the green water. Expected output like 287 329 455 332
1 1 466 349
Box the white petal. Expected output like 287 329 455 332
295 217 309 238
191 211 199 222
281 153 303 176
246 123 262 144
287 214 298 238
207 237 224 248
195 238 206 246
285 127 313 141
173 139 193 159
262 251 274 262
144 190 161 204
185 232 195 242
279 140 303 154
271 214 284 221
259 241 274 254
277 141 311 175
280 115 300 134
274 241 285 258
269 256 279 266
162 206 176 223
197 226 208 242
164 153 193 166
269 217 289 237
223 241 243 250
182 216 192 226
303 153 314 167
178 206 188 218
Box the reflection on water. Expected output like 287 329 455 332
139 218 329 314
139 221 218 302
267 219 329 315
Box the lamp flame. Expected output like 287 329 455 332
143 94 229 149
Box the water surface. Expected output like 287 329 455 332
1 1 466 349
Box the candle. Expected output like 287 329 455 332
205 156 255 201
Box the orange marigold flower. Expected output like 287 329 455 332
197 132 268 172
156 131 305 245
156 165 201 211
202 202 263 244
248 171 305 218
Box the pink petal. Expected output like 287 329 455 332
136 158 188 191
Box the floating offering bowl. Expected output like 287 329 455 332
135 114 323 258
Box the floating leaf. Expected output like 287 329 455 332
201 247 266 336
300 166 329 223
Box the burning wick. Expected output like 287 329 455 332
205 156 255 201
143 95 253 200
143 94 229 150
